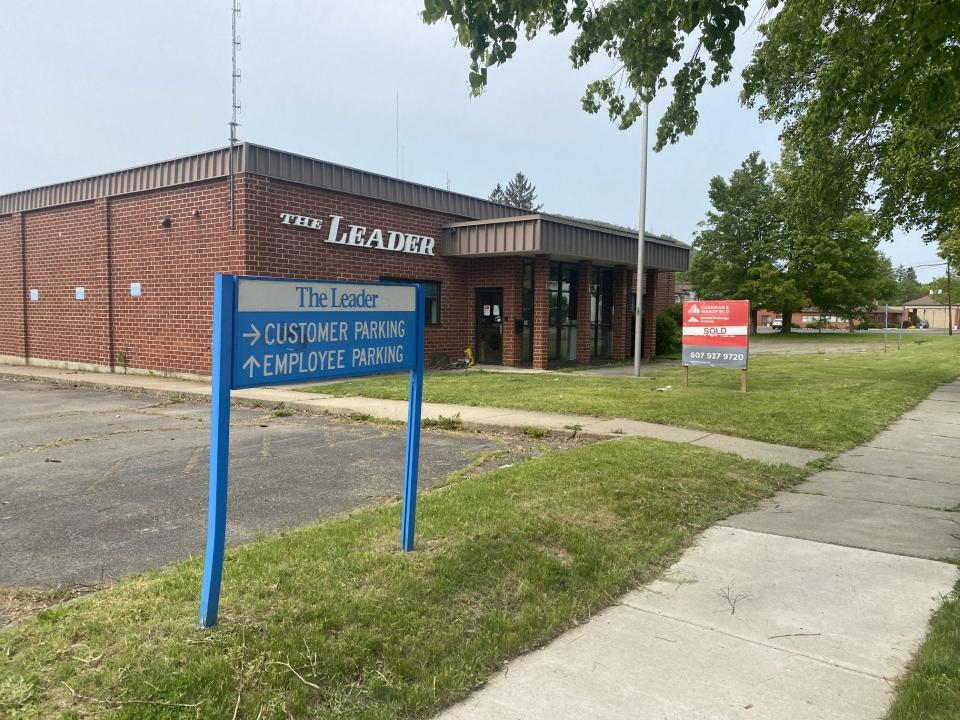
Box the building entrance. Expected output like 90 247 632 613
475 288 504 364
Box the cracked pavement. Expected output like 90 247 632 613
0 378 502 588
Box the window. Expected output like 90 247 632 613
549 261 579 361
590 267 614 358
381 278 441 325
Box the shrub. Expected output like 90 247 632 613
422 413 463 431
656 303 682 355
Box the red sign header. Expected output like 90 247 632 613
682 300 750 348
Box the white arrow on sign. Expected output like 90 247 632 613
242 356 261 378
242 324 261 346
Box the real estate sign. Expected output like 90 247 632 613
682 300 750 370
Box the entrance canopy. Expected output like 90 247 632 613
440 213 689 271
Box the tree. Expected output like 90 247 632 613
924 275 960 306
489 172 543 210
423 0 960 254
799 213 897 330
774 139 894 331
422 0 751 148
888 266 924 305
687 152 804 333
742 1 960 257
691 144 897 333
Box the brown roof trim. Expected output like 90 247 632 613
0 147 235 216
440 214 689 271
243 144 520 221
903 295 947 307
0 143 524 220
444 213 689 251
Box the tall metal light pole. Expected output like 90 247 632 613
633 101 650 376
947 257 954 336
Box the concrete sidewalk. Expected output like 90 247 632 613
0 364 825 468
437 381 960 720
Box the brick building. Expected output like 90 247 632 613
0 144 688 377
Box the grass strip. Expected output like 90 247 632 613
887 578 960 720
751 331 895 342
0 438 803 719
307 337 960 451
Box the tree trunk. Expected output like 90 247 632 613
749 310 757 335
781 310 793 333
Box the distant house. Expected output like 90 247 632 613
903 295 959 330
756 306 908 330
755 308 849 329
674 282 697 304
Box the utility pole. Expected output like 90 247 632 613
632 101 649 376
947 258 954 336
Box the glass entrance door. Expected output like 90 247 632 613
548 262 578 362
475 288 504 364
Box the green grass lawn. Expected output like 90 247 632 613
752 330 924 343
307 336 959 452
887 578 960 720
752 330 886 342
0 439 803 719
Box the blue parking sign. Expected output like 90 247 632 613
198 275 425 627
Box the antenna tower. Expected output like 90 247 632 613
229 0 242 229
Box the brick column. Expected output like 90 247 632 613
95 198 115 370
501 257 523 367
611 265 629 361
532 254 551 369
18 213 29 363
643 270 657 359
575 260 592 364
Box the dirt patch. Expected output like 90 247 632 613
535 543 574 565
0 585 99 630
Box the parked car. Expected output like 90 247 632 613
771 317 783 329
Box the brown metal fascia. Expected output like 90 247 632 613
443 213 543 229
0 142 524 221
0 147 235 215
241 143 521 221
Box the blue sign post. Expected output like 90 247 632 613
198 274 425 627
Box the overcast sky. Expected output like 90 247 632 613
0 0 945 281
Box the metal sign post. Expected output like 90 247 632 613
198 275 425 628
884 304 888 352
681 300 751 392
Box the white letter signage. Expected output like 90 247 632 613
279 211 436 256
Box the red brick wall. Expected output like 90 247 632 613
575 260 592 363
242 176 476 364
21 201 111 366
3 172 681 374
0 214 25 359
110 179 245 375
531 255 551 369
1 179 244 375
611 268 676 361
611 266 630 361
466 257 524 366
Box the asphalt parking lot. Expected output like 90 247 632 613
0 378 504 589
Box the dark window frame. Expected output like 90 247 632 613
380 277 442 326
